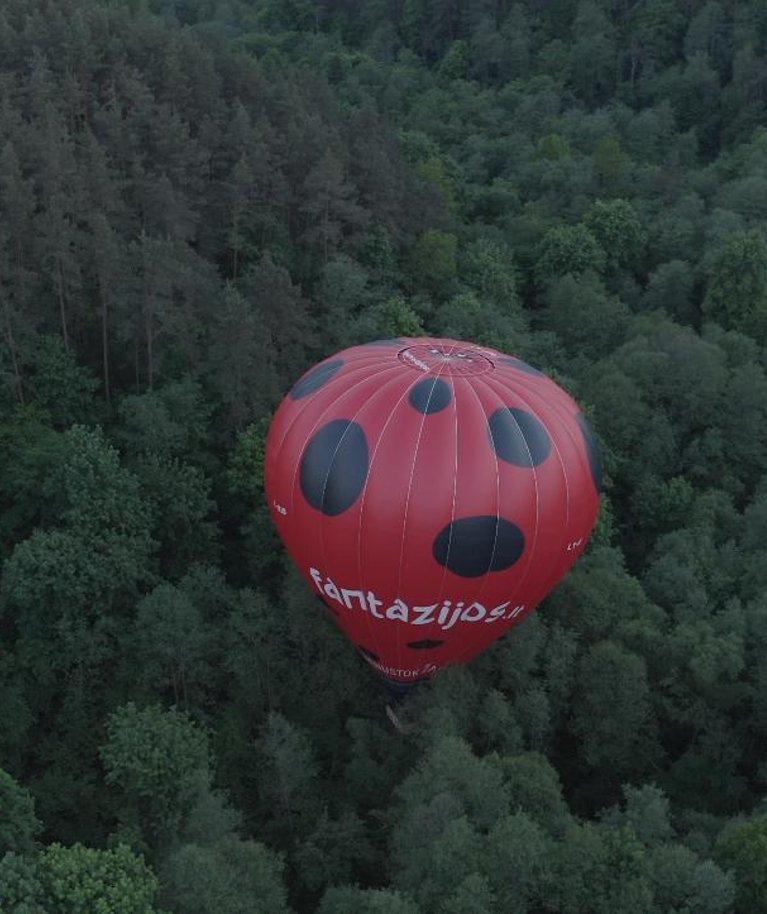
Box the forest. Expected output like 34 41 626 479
2 0 767 910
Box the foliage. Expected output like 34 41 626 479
159 836 290 914
0 769 42 855
535 224 607 285
703 230 767 342
0 844 162 914
38 843 161 914
715 815 767 913
100 703 211 845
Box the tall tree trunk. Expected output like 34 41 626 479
56 253 70 352
100 283 110 403
323 199 329 264
1 291 24 405
140 232 154 390
232 206 240 280
146 313 154 391
180 664 189 712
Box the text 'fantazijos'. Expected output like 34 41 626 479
309 567 525 630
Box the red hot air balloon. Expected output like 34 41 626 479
265 338 602 687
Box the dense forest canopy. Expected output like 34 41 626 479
2 0 767 911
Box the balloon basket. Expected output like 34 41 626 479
380 675 425 734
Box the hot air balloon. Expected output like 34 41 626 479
264 338 601 689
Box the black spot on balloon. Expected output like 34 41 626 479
499 356 543 375
576 412 603 493
488 407 551 467
290 359 343 399
300 419 369 515
358 645 380 662
409 377 452 414
407 639 444 650
433 515 525 578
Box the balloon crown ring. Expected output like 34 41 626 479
398 344 494 376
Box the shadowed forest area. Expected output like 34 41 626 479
2 0 767 910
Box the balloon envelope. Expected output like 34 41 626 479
265 338 601 684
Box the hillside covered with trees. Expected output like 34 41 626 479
2 0 767 910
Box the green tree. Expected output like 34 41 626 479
486 812 553 907
341 716 415 811
239 254 316 386
0 407 65 554
542 271 630 360
535 224 606 285
569 0 617 105
648 843 734 914
24 336 99 426
602 784 673 848
669 52 722 148
715 814 767 914
293 809 374 893
684 860 737 914
159 836 291 914
0 850 46 913
592 134 628 186
624 0 686 90
409 229 458 297
30 82 84 354
39 843 160 914
442 873 495 914
462 238 520 307
204 283 278 432
474 689 523 756
537 133 571 161
438 40 468 81
642 260 696 324
133 583 212 710
0 769 42 855
684 0 730 77
115 379 212 464
435 291 526 350
227 416 271 500
318 886 419 914
583 199 645 270
498 753 570 835
703 230 767 342
396 815 486 913
300 151 368 264
315 256 373 351
100 703 211 845
545 545 664 646
572 641 658 781
714 362 767 492
0 843 161 914
389 735 506 906
122 234 215 393
223 417 281 584
549 823 654 914
134 455 217 580
414 155 456 211
254 712 320 840
220 589 281 717
0 141 35 407
353 296 425 340
1 425 154 646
